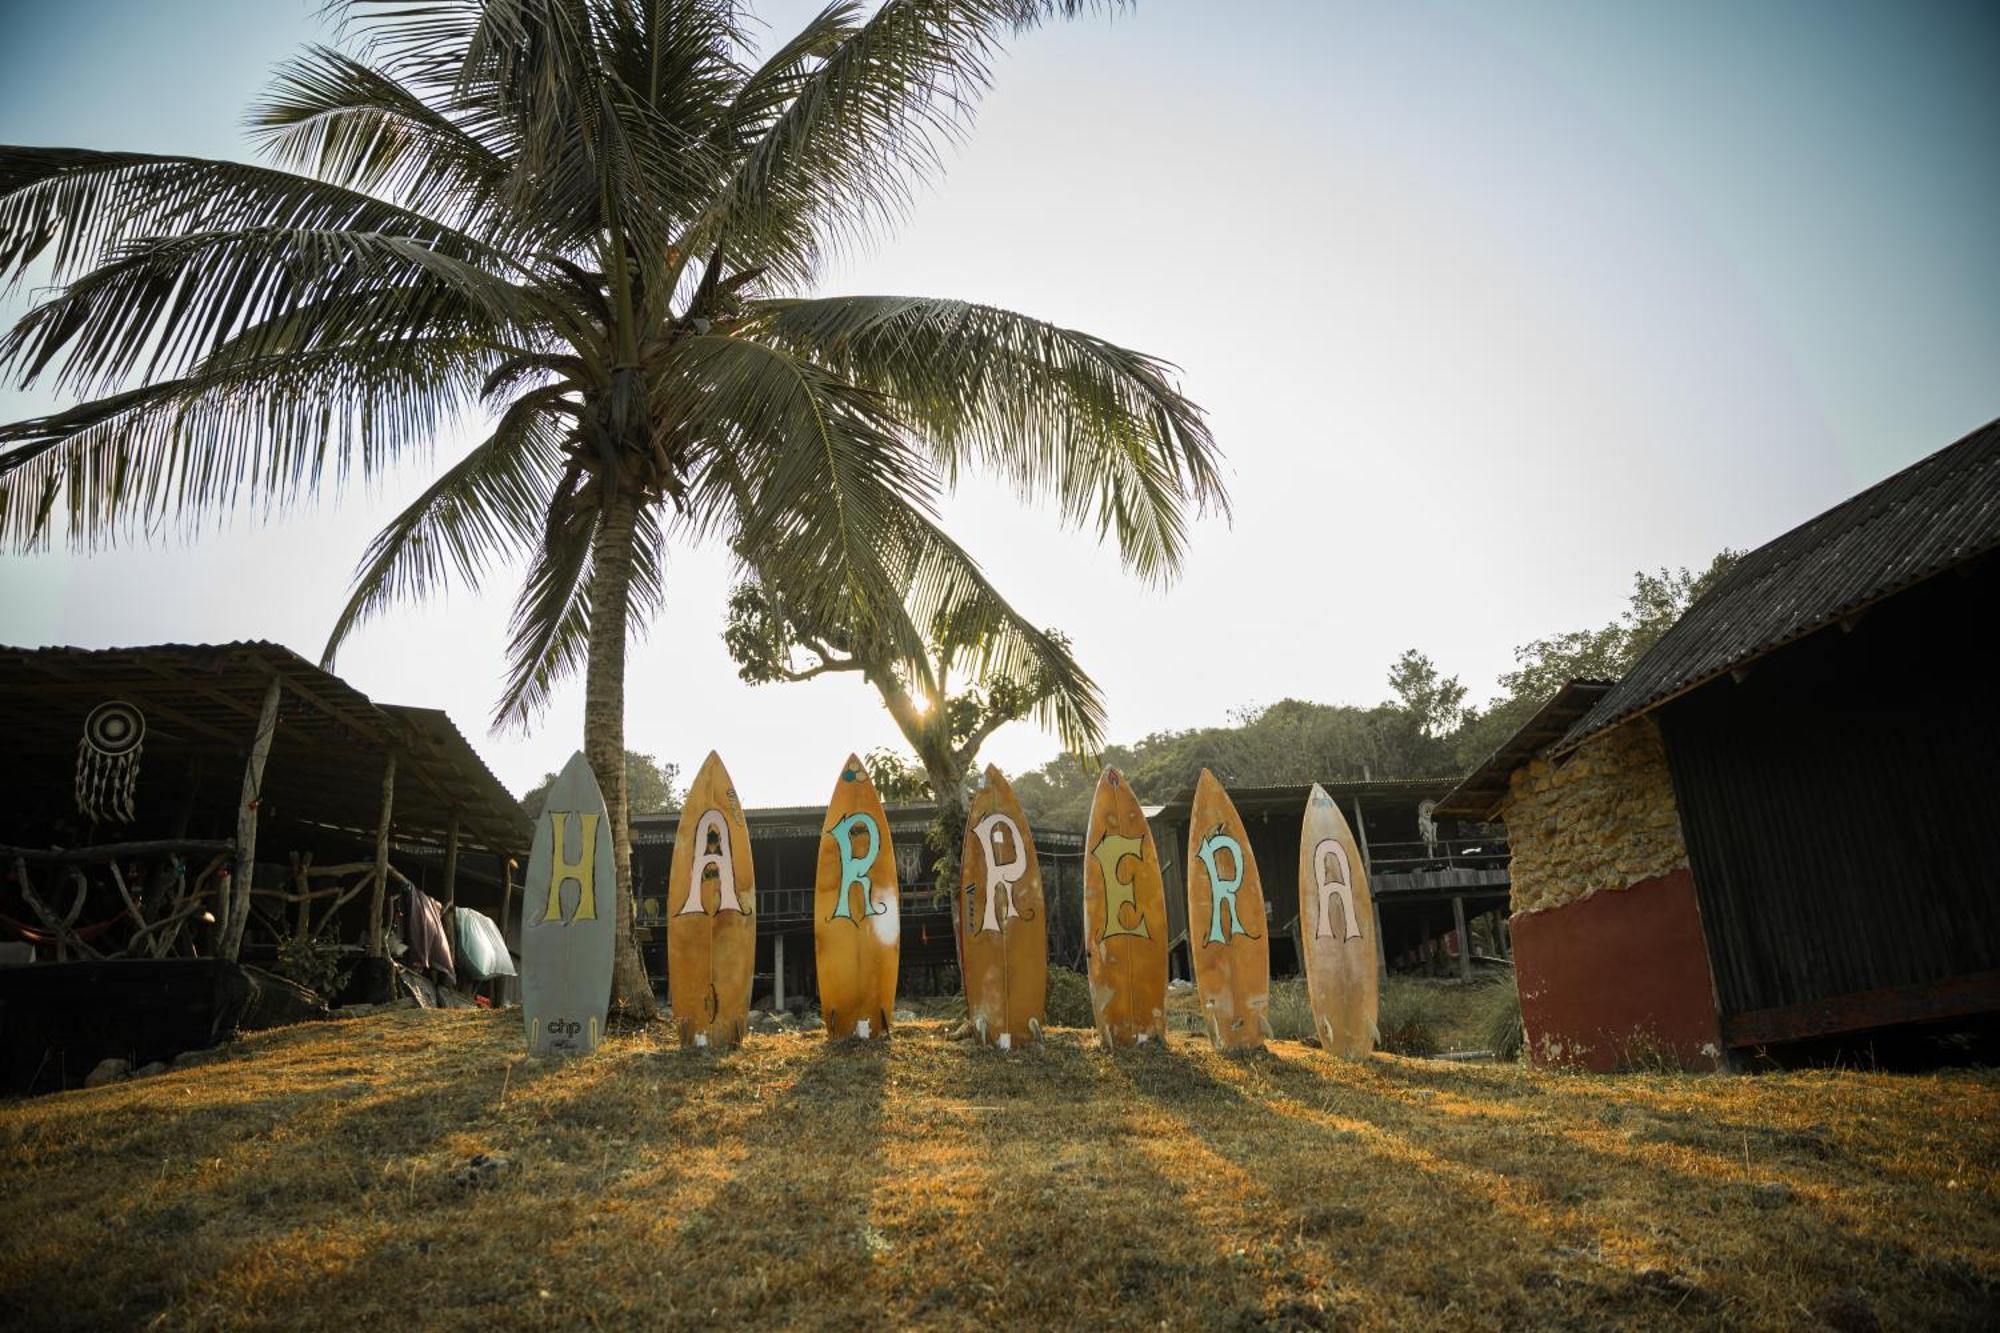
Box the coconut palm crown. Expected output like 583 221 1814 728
0 0 1226 1016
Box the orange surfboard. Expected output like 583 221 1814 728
666 751 756 1050
1083 767 1168 1047
1299 783 1379 1058
1186 769 1272 1052
814 755 900 1039
960 765 1047 1049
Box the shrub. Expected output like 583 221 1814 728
1265 978 1316 1041
272 933 350 999
1045 965 1096 1028
1480 977 1525 1062
1377 980 1451 1056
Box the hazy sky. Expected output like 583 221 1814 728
2 0 1995 805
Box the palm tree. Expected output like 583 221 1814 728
0 1 1226 1020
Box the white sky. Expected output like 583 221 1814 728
2 0 1996 804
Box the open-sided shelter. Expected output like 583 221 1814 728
0 642 532 1088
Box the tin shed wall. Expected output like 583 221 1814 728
1658 558 2000 1035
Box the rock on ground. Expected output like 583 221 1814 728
84 1058 129 1088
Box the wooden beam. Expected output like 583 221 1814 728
0 839 234 864
1451 895 1471 982
442 811 461 915
368 753 398 957
223 676 284 960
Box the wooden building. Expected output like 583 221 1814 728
1150 778 1510 981
1438 417 2000 1069
629 804 1085 1005
0 642 531 1088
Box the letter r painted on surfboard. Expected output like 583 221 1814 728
970 811 1028 934
828 812 884 921
541 812 601 925
1092 832 1151 940
1197 830 1258 945
1311 838 1363 941
678 808 745 916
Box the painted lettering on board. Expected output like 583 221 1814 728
539 811 601 925
1091 832 1152 941
969 811 1030 934
678 808 745 916
827 812 885 921
1310 837 1363 942
1196 830 1259 945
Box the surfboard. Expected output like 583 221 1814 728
1082 767 1168 1047
522 751 615 1057
814 754 900 1039
960 765 1047 1049
1185 769 1272 1052
667 751 756 1050
1298 782 1380 1058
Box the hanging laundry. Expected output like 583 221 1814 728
452 906 516 980
403 883 456 983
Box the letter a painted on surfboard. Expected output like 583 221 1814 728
678 808 746 916
1310 838 1363 941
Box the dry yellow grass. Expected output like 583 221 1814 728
2 1009 1996 1330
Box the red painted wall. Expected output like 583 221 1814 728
1513 868 1724 1072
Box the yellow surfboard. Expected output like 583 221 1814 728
1083 767 1168 1047
814 755 900 1039
960 765 1047 1049
1185 770 1272 1052
1298 783 1379 1058
666 751 755 1050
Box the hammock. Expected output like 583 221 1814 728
0 908 130 946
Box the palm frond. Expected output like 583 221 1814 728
321 386 572 665
0 337 494 550
747 294 1226 583
0 146 493 288
1 225 542 396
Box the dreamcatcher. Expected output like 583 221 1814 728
76 700 146 824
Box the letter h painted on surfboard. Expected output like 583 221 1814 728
540 812 600 925
828 812 884 921
1196 829 1258 945
677 808 746 916
969 811 1029 934
1092 833 1152 940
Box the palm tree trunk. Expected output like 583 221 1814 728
584 486 658 1022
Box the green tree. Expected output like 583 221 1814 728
1450 551 1741 765
520 749 678 819
0 2 1224 1018
724 569 1101 890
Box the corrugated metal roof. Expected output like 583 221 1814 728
1560 416 2000 751
0 641 530 853
1432 680 1617 821
1148 776 1463 824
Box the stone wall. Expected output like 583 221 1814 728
1498 716 1688 915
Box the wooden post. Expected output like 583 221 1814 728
1451 895 1471 982
773 932 786 1011
442 811 461 916
225 675 284 960
1350 798 1372 873
367 753 397 956
1374 904 1389 980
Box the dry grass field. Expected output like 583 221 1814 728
2 1008 1996 1331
